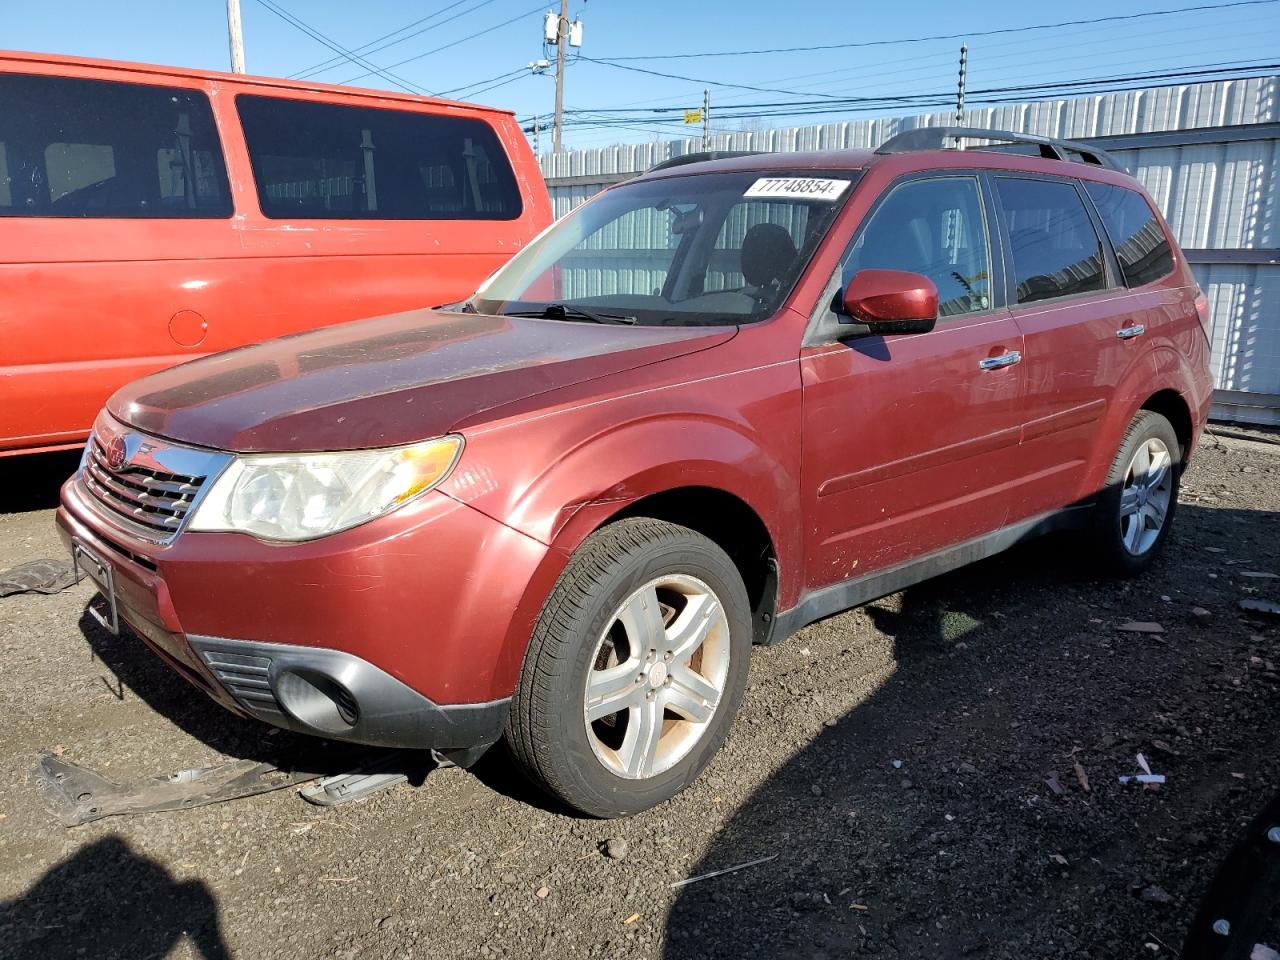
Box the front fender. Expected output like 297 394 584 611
456 411 799 563
441 407 803 699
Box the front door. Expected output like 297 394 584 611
801 174 1025 590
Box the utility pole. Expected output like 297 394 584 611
226 0 246 74
702 89 710 149
956 44 967 123
552 0 568 152
533 114 541 155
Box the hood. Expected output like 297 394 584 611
109 308 735 452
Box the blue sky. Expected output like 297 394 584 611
5 1 1279 151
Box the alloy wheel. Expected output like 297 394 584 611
1119 436 1174 556
583 574 731 780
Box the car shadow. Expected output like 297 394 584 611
0 450 81 515
0 835 231 959
75 608 391 778
662 502 1280 959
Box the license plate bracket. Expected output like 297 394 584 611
71 539 119 635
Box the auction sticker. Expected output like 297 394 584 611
743 177 851 201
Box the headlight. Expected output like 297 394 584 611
188 436 463 541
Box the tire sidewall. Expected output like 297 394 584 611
1096 412 1182 575
538 527 751 817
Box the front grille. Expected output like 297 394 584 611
199 649 284 717
82 436 207 540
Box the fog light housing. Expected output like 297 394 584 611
274 669 359 733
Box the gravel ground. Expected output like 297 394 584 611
0 428 1278 960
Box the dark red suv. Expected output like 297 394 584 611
58 128 1213 817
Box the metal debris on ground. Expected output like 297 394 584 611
1119 753 1167 787
668 854 779 889
33 752 319 826
0 559 78 597
1240 599 1280 618
1045 772 1064 796
298 751 430 807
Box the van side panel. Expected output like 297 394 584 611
0 59 550 455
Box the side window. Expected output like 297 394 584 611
844 177 991 318
994 177 1106 305
1085 182 1174 287
0 73 231 218
236 95 522 221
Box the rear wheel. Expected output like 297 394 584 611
505 518 751 817
1087 410 1181 576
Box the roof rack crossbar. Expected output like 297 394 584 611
874 126 1123 170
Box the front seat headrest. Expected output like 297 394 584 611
741 223 798 288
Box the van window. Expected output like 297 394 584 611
1084 182 1174 287
844 177 992 317
995 177 1106 304
236 95 522 221
0 73 231 218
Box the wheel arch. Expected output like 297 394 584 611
1139 388 1194 464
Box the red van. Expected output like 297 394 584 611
0 51 550 457
58 129 1213 817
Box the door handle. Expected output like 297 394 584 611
1116 324 1146 340
979 351 1022 370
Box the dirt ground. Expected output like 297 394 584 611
0 428 1278 960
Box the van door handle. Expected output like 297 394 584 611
1116 324 1146 340
979 351 1022 370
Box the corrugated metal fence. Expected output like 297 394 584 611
539 77 1280 425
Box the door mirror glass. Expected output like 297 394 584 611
841 269 938 334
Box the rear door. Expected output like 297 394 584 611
989 174 1147 521
801 173 1025 587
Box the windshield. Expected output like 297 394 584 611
473 170 859 326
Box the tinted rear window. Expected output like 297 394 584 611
0 73 231 219
995 177 1106 304
236 95 522 221
1085 181 1174 287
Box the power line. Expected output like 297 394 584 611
436 67 528 98
585 3 1273 116
546 62 1280 130
592 0 1279 61
249 0 426 93
575 56 868 99
335 4 546 87
290 0 502 79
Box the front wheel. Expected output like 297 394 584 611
1086 409 1181 576
505 518 752 817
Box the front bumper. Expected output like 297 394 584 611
188 636 508 750
57 471 556 750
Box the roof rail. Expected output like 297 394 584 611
874 126 1123 170
646 150 762 173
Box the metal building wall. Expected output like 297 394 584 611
541 76 1280 424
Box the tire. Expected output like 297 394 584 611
1086 410 1182 577
505 518 752 818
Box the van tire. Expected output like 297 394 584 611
505 518 751 818
1087 410 1181 577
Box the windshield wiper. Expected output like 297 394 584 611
504 303 636 325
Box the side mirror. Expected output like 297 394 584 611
841 269 938 334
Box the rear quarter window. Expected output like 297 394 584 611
995 177 1106 305
0 73 231 219
1084 181 1175 287
236 95 522 221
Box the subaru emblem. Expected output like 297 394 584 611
106 436 127 471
